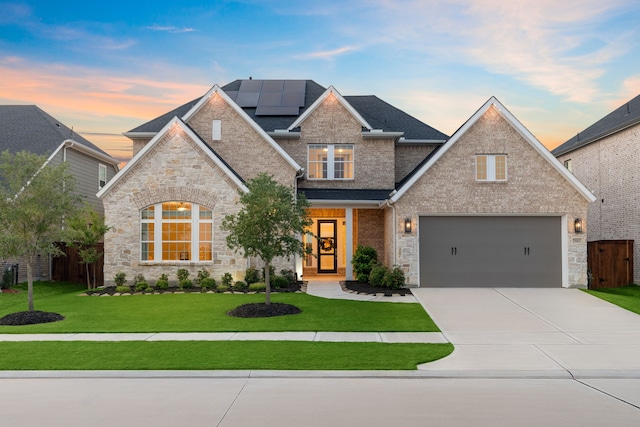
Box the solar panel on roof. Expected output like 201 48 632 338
255 106 300 115
238 79 263 92
262 80 284 92
257 92 283 107
236 92 260 107
282 91 305 107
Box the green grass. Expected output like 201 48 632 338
0 282 438 333
584 285 640 315
0 281 452 370
0 341 454 370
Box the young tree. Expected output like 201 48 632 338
0 150 80 311
221 173 312 305
68 205 111 290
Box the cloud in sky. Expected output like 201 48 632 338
146 24 195 34
296 46 360 60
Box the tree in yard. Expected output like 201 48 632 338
0 150 81 312
68 205 111 290
221 172 312 305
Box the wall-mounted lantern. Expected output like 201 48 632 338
574 218 583 234
404 217 412 234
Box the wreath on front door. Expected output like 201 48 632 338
320 237 335 252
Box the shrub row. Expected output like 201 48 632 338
352 245 406 289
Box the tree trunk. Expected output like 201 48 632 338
26 256 34 312
92 262 96 290
85 262 91 290
264 260 271 305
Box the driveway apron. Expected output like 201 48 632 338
412 288 640 378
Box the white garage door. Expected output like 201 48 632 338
419 216 562 287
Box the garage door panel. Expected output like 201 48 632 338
420 216 561 287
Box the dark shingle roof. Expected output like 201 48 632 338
297 188 393 201
344 95 448 141
0 105 110 157
552 93 640 156
127 80 448 141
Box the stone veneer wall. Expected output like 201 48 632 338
393 106 590 287
556 123 640 283
279 93 396 190
102 123 251 286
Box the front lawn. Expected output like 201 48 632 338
584 285 640 315
0 282 438 333
0 282 451 370
0 341 453 370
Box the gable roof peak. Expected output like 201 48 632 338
287 85 373 131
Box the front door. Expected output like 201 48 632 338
317 220 337 273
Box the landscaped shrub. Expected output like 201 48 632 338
369 263 389 287
221 272 234 288
114 272 127 287
233 281 248 292
195 269 210 286
384 265 406 289
179 278 193 290
133 274 148 291
248 282 266 292
200 277 216 290
280 269 296 285
244 267 260 285
177 268 189 282
115 285 131 294
155 273 169 290
217 283 230 292
271 275 289 289
1 268 13 289
352 245 378 283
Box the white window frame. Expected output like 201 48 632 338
140 202 213 263
98 164 107 189
476 154 507 182
307 144 354 180
212 120 221 141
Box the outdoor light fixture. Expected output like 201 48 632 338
177 202 187 212
404 217 412 234
574 218 583 234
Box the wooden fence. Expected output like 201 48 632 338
51 243 104 287
587 240 634 289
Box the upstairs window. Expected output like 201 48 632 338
476 154 507 182
308 144 354 180
98 164 107 189
212 120 221 141
140 202 213 262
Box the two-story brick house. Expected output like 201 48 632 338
98 80 594 287
553 93 640 284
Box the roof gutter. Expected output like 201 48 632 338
63 139 120 167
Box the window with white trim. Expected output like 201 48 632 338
140 202 213 262
212 120 221 141
476 154 507 181
308 144 354 180
98 164 107 189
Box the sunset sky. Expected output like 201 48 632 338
1 0 639 162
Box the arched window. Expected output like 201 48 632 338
140 202 213 262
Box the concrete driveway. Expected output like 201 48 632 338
412 288 640 377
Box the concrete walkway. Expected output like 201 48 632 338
413 287 640 378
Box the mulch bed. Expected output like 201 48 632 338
227 302 302 318
341 280 412 296
0 310 65 326
84 282 302 296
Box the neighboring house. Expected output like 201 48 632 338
99 79 594 288
0 105 120 282
553 94 640 284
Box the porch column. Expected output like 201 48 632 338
345 208 353 280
